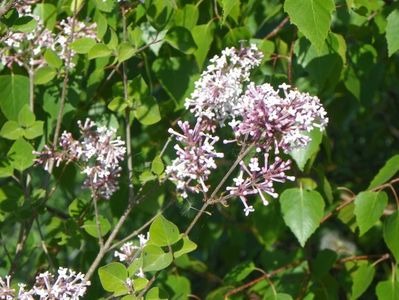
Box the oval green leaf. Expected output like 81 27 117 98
142 244 173 272
149 214 181 247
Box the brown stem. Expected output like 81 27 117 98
264 16 289 40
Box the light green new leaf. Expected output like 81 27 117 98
34 67 57 85
290 129 323 171
174 4 199 30
24 121 44 139
12 16 37 32
133 278 149 291
0 121 24 140
82 216 111 238
386 10 399 57
18 105 35 127
134 95 161 125
192 23 214 69
151 155 164 175
117 42 136 63
383 211 399 262
280 188 325 246
354 191 387 236
98 262 128 294
376 280 399 300
351 263 375 299
7 139 35 171
165 26 197 54
368 155 399 189
142 245 173 272
173 236 197 258
284 0 335 51
149 214 181 247
145 287 168 300
44 49 62 69
70 38 97 54
0 75 29 121
88 43 112 59
221 0 240 23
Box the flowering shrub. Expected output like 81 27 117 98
0 0 398 299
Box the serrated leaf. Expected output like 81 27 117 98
290 129 323 171
165 27 197 54
24 121 44 139
376 280 399 300
0 75 29 121
98 262 128 294
88 43 112 59
368 155 399 189
82 216 111 238
173 236 197 258
351 263 375 299
70 38 97 54
0 121 24 140
280 188 325 246
18 105 35 127
7 139 35 171
284 0 335 51
149 214 181 247
354 191 387 236
383 211 399 262
142 244 173 272
151 155 164 175
386 10 399 57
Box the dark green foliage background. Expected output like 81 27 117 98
0 0 399 299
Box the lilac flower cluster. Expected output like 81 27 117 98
0 268 90 299
114 232 149 279
34 119 126 200
0 2 96 70
167 45 328 215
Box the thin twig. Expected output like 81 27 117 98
28 68 34 112
35 217 55 271
264 16 289 40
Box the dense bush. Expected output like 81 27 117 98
0 0 399 299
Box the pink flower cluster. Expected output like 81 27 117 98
0 2 96 70
0 268 90 299
167 45 328 215
34 119 126 200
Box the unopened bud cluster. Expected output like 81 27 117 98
167 45 328 215
0 267 90 299
34 119 126 200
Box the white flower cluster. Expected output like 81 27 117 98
35 119 126 200
0 268 90 300
167 44 329 215
0 2 97 70
114 233 149 278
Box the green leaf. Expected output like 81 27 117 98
34 67 57 85
142 244 173 272
284 0 335 51
280 188 325 246
0 121 24 140
98 262 128 294
24 121 44 139
263 294 293 300
151 155 164 175
88 43 112 60
94 0 115 12
145 287 168 300
33 3 57 30
192 23 214 69
149 214 181 247
221 0 240 23
12 16 37 32
290 129 323 171
70 38 97 54
134 95 161 125
174 4 199 30
173 236 197 258
133 277 148 291
376 280 399 300
383 211 399 262
351 263 375 299
0 75 29 121
7 139 35 171
18 105 35 127
224 261 256 284
82 216 111 238
44 49 62 69
117 42 136 63
354 191 387 236
165 26 197 54
386 10 399 57
368 155 399 189
127 257 143 278
311 249 337 278
0 159 13 178
165 275 191 300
